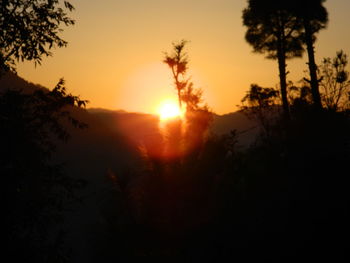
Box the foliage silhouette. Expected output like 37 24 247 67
240 84 280 138
236 91 349 261
1 78 87 262
319 50 350 111
242 0 304 119
163 40 189 109
163 40 212 156
0 0 75 74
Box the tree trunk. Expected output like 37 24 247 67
177 86 182 109
304 19 322 110
277 47 290 120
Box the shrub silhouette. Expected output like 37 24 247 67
1 79 87 262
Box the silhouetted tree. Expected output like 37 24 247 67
1 79 87 262
242 0 304 119
164 40 212 155
181 82 212 150
241 84 280 137
287 81 311 104
0 0 75 74
163 40 189 109
293 0 328 109
286 81 314 116
319 50 350 111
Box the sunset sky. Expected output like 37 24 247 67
16 0 350 115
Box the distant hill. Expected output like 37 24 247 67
211 112 258 146
0 71 46 92
87 108 258 149
0 71 136 179
0 72 260 184
88 107 161 145
1 72 258 148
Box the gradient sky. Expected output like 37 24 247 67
17 0 350 115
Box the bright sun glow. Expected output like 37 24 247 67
158 100 182 120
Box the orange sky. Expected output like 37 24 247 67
16 0 350 115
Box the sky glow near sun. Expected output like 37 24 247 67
15 0 350 115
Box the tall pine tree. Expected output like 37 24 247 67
243 0 304 119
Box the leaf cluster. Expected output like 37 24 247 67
243 0 304 60
240 84 280 137
319 50 350 111
290 0 328 38
163 40 190 107
0 0 75 73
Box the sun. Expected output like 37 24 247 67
157 100 182 121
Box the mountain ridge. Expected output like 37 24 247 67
0 72 258 146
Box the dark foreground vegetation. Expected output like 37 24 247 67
83 92 350 262
1 0 350 262
2 71 349 263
